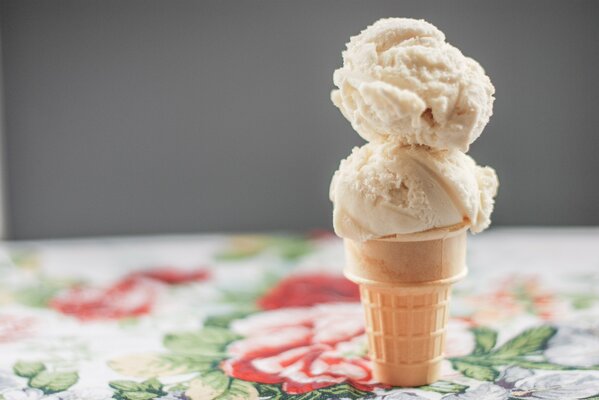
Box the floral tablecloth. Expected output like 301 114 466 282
1 228 599 400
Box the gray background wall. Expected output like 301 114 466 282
1 0 598 240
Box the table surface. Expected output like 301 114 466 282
1 228 599 400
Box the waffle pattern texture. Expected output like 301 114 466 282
361 284 450 364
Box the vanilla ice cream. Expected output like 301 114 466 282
331 18 495 152
330 142 498 241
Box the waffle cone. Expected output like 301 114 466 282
344 223 468 387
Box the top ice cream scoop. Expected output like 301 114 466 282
331 18 495 152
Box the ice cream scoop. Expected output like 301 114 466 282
331 18 495 152
330 142 498 242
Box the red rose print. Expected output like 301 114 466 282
128 267 210 285
49 266 210 321
223 274 368 393
221 303 379 394
50 277 158 321
258 274 360 310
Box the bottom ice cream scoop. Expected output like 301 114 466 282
329 142 498 241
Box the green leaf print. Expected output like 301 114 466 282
110 380 145 392
217 379 259 400
498 360 575 370
186 374 259 400
253 383 284 400
570 293 598 310
120 392 156 400
270 237 313 261
158 354 216 373
15 284 61 308
420 380 469 394
214 235 312 262
452 360 499 381
319 383 370 399
451 325 579 379
13 361 45 378
29 370 78 394
166 382 189 392
189 370 229 398
140 377 163 393
215 249 263 261
492 325 557 357
472 327 498 355
253 383 368 400
8 249 38 269
110 377 165 399
204 310 255 329
164 327 239 355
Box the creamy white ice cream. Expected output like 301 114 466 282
331 18 495 152
330 142 498 241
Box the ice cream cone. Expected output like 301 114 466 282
343 222 468 387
